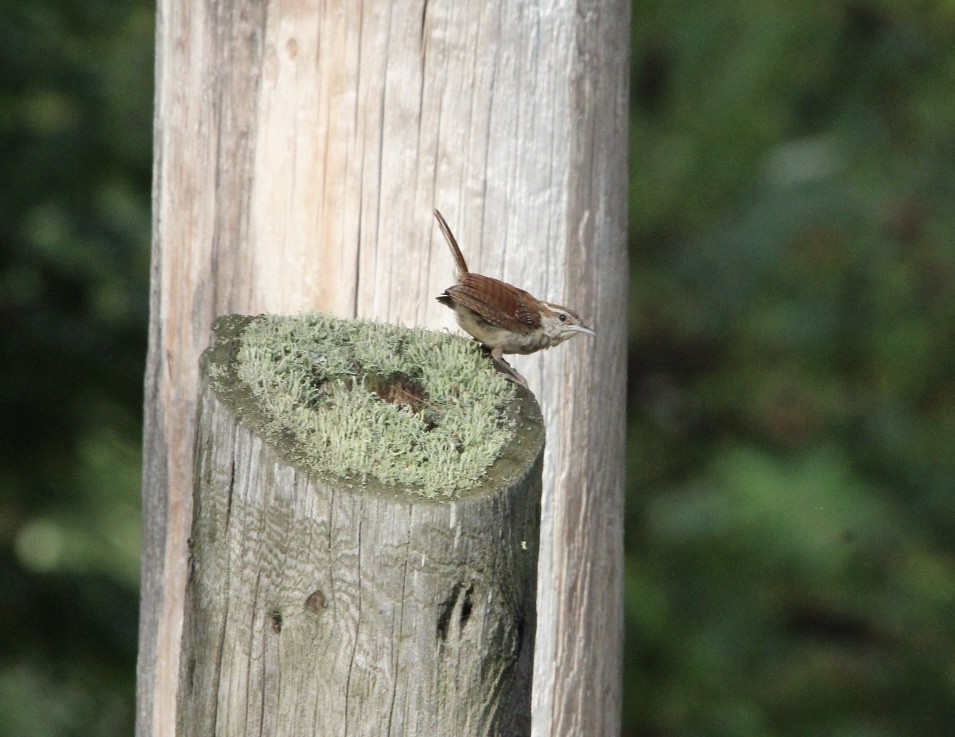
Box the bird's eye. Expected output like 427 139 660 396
559 313 567 322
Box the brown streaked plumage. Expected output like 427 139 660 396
433 209 594 386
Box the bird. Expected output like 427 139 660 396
433 209 595 385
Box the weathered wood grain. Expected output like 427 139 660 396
177 318 543 736
142 1 628 735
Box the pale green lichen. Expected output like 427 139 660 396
233 313 517 498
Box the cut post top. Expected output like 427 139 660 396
202 313 545 502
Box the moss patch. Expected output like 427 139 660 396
232 313 518 498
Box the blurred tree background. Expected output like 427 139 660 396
0 0 152 733
628 1 955 735
0 1 151 734
1 1 953 735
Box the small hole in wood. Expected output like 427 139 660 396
269 609 283 634
436 582 474 642
305 589 327 612
459 583 474 629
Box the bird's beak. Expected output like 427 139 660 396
571 324 595 337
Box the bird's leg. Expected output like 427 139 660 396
490 346 528 386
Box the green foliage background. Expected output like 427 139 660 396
0 2 151 734
628 2 955 735
1 1 953 735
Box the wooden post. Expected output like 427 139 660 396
141 2 628 735
178 315 544 736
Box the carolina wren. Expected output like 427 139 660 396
433 209 595 386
